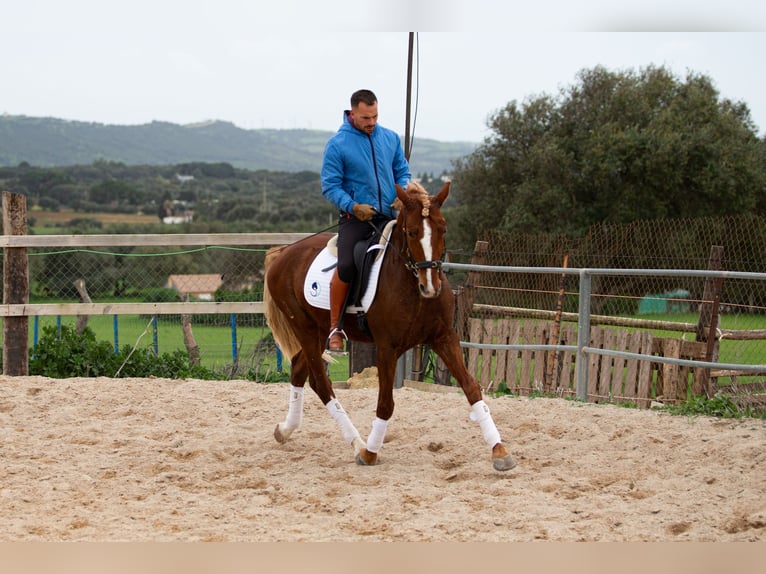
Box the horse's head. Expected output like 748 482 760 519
394 180 450 298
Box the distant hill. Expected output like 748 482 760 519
0 115 477 176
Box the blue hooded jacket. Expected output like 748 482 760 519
321 111 411 219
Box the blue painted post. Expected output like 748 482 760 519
56 315 62 339
113 314 119 354
33 316 39 359
276 346 282 372
230 314 238 363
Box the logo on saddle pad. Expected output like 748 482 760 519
303 220 395 313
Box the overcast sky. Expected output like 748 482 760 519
4 1 766 144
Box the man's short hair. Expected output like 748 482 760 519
351 89 377 108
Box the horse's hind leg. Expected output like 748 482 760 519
274 350 310 443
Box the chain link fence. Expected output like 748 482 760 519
2 236 357 380
461 214 766 340
3 213 766 398
446 214 766 407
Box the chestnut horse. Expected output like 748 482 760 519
263 181 516 472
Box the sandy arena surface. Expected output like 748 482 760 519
1 372 765 542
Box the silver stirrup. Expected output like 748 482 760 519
326 327 349 356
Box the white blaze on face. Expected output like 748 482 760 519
420 219 436 296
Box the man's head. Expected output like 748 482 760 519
349 89 378 135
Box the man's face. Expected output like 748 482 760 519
350 101 378 135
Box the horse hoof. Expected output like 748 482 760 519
491 443 516 471
492 455 517 472
274 423 292 444
355 448 379 466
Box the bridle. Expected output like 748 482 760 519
399 210 445 279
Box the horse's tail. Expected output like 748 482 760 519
264 246 302 361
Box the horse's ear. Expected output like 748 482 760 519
395 184 409 205
433 181 450 207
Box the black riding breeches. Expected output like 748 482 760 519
336 214 393 283
336 216 372 283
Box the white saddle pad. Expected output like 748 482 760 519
303 220 395 313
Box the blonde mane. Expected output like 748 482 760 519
393 181 431 216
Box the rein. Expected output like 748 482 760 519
324 192 445 281
269 221 340 256
361 214 443 279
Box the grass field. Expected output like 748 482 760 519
626 311 766 331
622 312 766 366
29 208 161 233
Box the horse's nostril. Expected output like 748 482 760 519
419 283 441 298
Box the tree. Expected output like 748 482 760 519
89 179 143 206
449 65 766 250
13 168 72 199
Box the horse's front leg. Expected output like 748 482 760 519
434 334 517 472
355 350 397 466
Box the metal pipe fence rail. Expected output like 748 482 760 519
443 262 766 402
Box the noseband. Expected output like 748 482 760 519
404 256 443 276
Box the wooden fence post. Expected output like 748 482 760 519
349 340 376 376
545 253 569 390
695 245 723 396
696 246 723 341
456 240 488 342
73 278 92 334
2 192 29 376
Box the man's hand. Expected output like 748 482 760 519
352 203 376 221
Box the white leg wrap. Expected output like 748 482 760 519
283 385 304 429
470 400 502 448
326 398 362 445
366 417 389 454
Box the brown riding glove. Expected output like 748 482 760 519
352 203 376 221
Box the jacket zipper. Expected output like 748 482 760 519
367 134 382 212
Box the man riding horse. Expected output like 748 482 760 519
320 89 411 354
266 88 515 471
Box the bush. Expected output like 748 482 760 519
29 324 219 380
30 324 118 377
114 347 218 379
